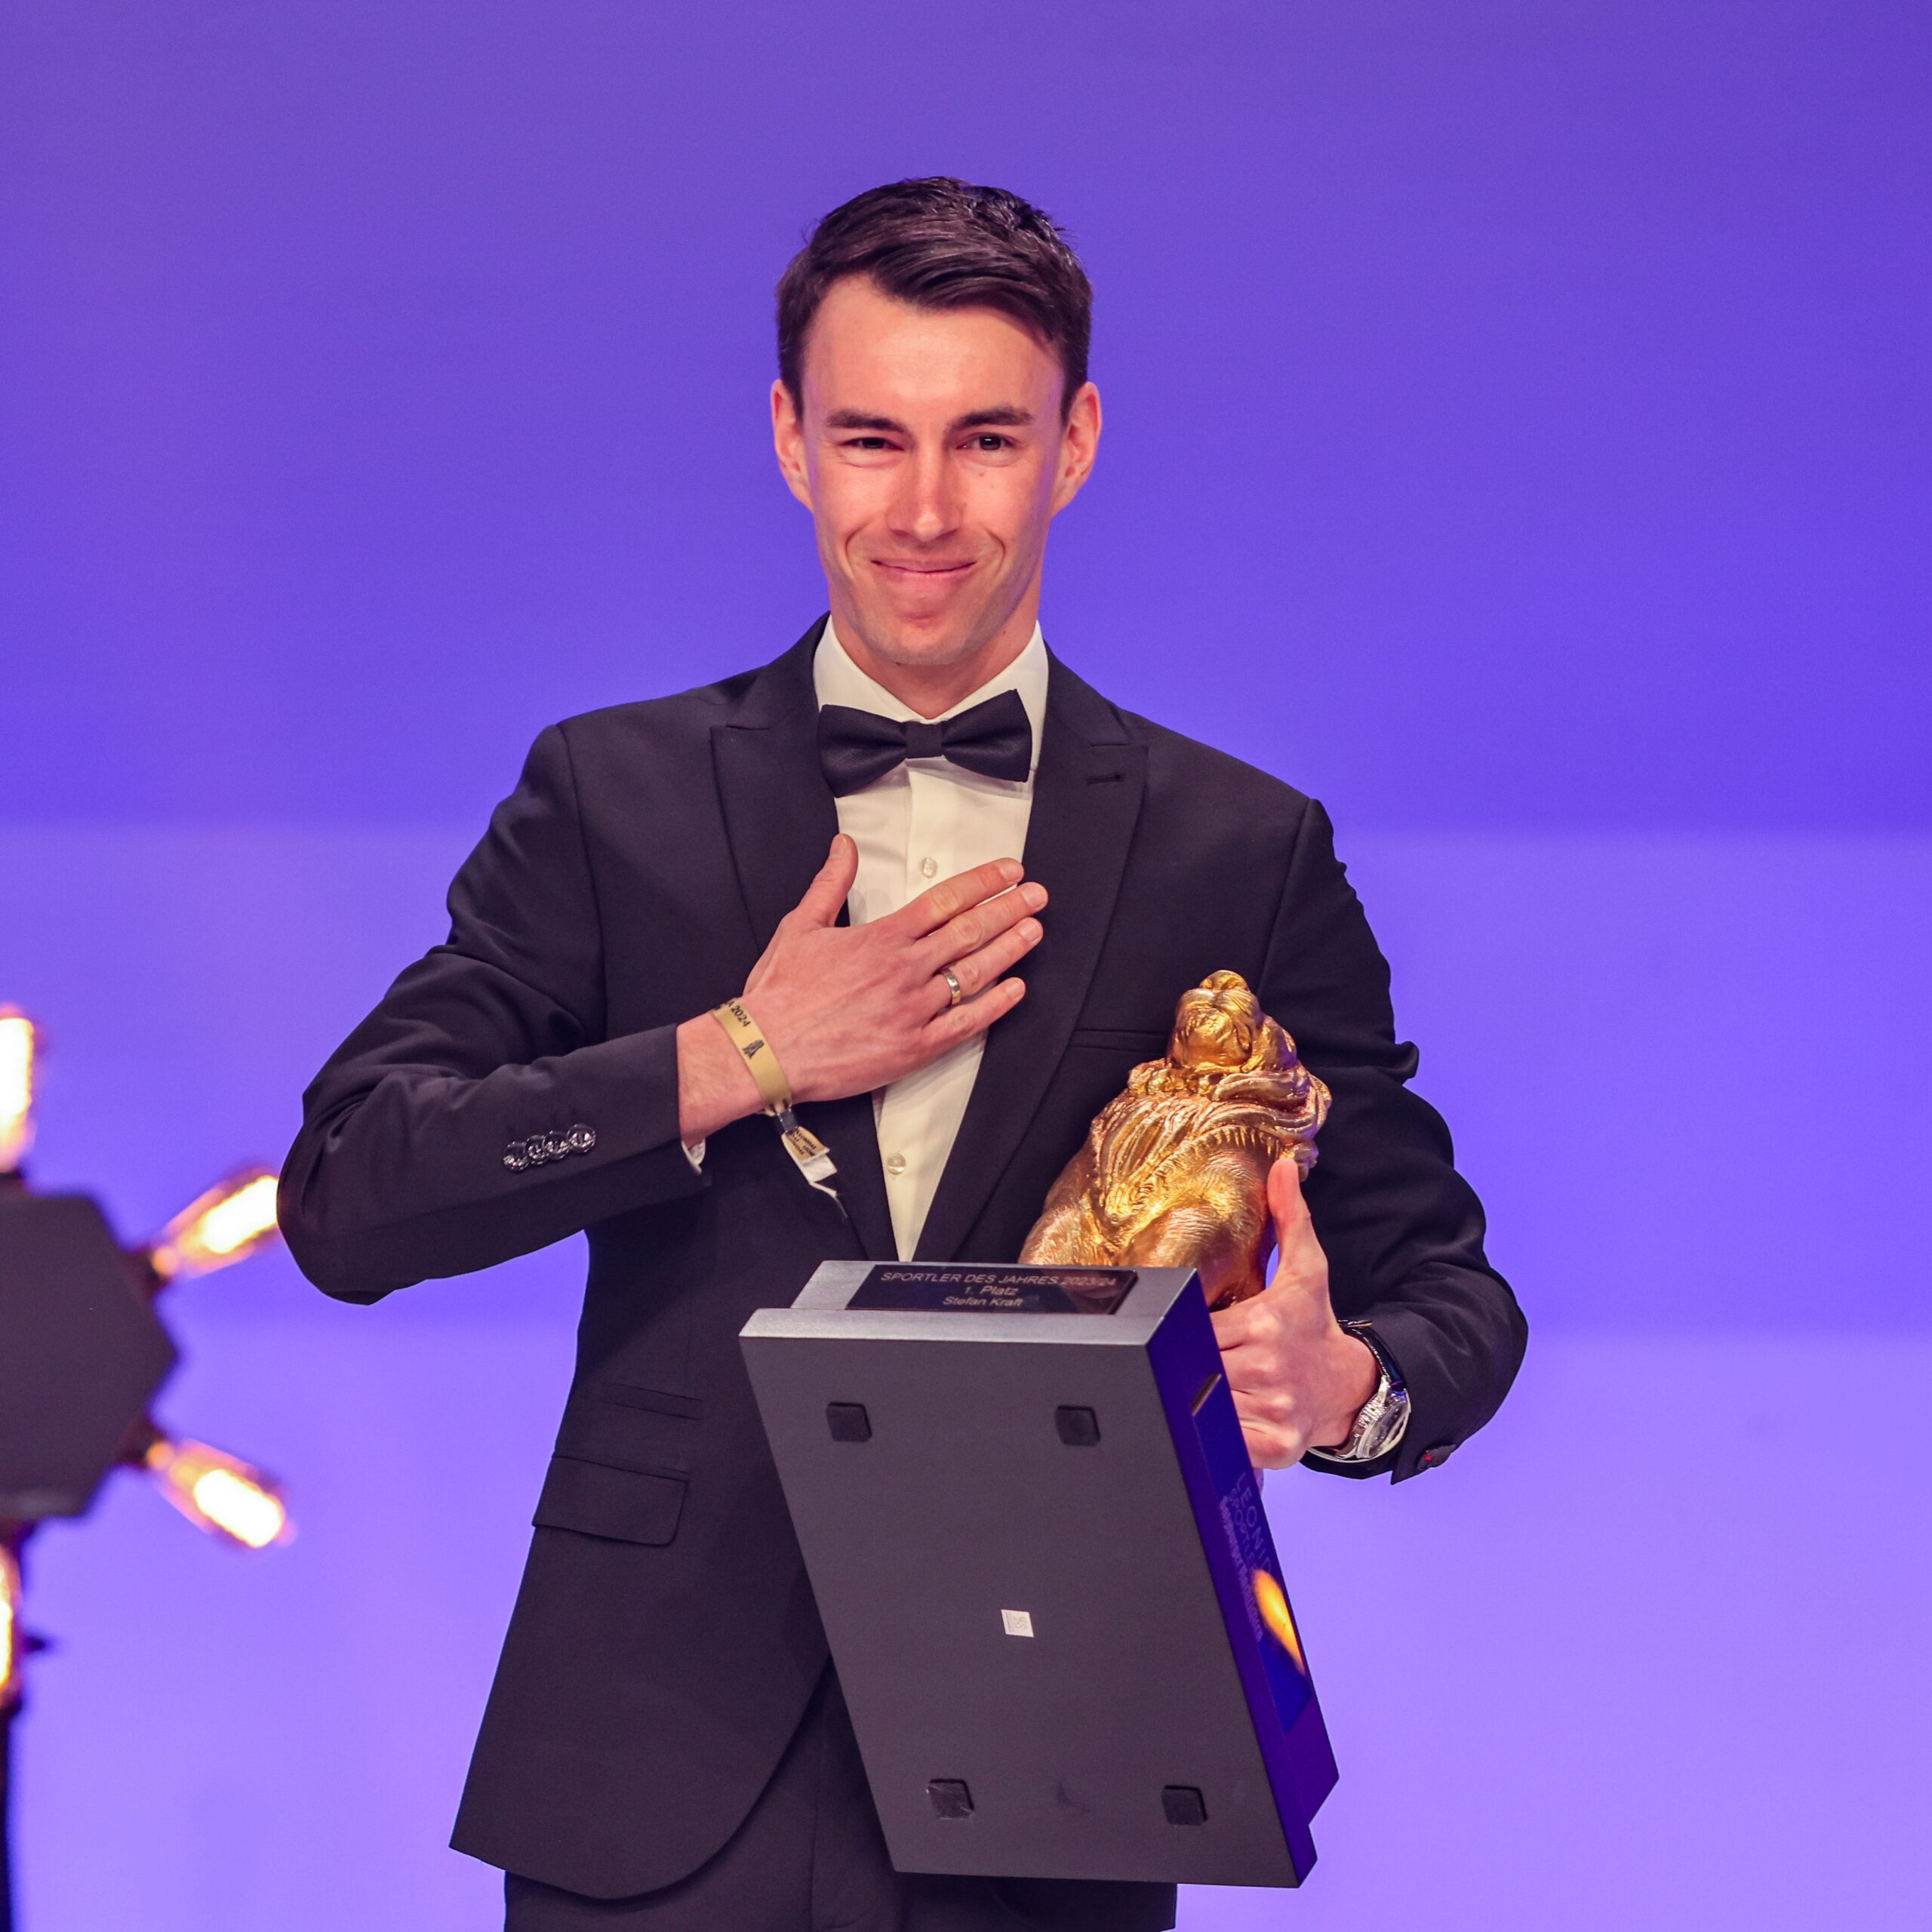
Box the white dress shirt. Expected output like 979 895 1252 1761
814 617 1049 1258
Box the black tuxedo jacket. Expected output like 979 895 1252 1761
281 622 1524 1900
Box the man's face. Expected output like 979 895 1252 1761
772 276 1100 676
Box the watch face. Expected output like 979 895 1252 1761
1356 1387 1407 1459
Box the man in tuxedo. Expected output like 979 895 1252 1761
281 179 1525 1931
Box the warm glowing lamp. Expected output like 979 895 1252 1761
0 1007 36 1175
143 1436 292 1551
145 1167 282 1281
0 1023 294 1921
0 1542 21 1711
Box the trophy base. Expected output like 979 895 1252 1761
741 1263 1337 1887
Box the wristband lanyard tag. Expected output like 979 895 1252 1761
775 1106 841 1198
710 1000 843 1207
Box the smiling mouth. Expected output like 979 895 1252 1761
871 559 975 580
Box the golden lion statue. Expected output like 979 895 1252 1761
1020 971 1330 1309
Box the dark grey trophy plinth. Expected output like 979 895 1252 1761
740 1261 1337 1887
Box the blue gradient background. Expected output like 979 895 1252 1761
2 4 1926 1927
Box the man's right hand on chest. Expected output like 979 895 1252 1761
675 834 1048 1145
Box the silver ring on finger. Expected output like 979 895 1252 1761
941 965 964 1008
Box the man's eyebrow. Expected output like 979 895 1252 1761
824 408 907 432
820 405 1037 434
952 406 1034 431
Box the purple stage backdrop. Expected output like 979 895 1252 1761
2 4 1927 1928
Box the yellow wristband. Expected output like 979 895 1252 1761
709 998 792 1115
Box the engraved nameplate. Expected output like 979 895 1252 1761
848 1263 1138 1315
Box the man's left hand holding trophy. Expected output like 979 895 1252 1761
1212 1157 1381 1467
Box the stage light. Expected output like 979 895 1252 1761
0 1008 37 1175
143 1435 292 1551
0 1019 294 1918
145 1167 281 1282
0 1540 21 1711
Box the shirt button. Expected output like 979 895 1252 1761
884 1152 907 1176
919 857 938 878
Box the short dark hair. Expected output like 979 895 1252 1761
777 178 1092 417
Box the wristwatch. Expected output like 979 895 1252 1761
1309 1320 1411 1463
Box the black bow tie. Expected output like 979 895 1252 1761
817 690 1033 798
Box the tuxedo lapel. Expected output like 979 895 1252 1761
711 620 895 1261
913 654 1147 1262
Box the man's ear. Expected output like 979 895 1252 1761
771 380 815 511
1049 380 1103 517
